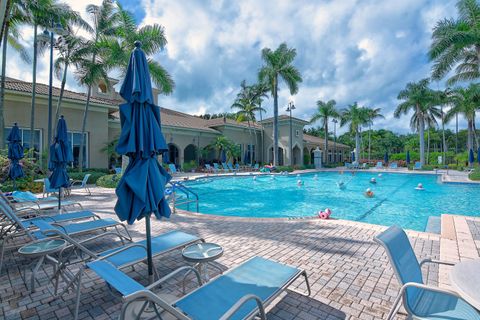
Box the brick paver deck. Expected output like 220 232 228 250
1 187 442 319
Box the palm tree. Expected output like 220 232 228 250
395 79 440 165
102 3 174 93
340 102 369 163
430 0 480 84
258 43 302 166
310 100 340 164
0 0 30 148
365 107 384 162
73 0 118 171
231 81 267 164
445 84 480 165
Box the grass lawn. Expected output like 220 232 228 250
469 168 480 181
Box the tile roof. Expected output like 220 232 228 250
160 108 220 133
260 114 310 124
303 134 350 149
205 117 262 129
4 77 122 106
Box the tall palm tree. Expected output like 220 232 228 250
74 0 118 171
310 100 340 164
340 102 369 163
231 80 266 164
258 43 302 166
0 0 29 148
430 0 480 84
365 107 384 162
445 84 480 165
102 3 174 93
395 79 440 165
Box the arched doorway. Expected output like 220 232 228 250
303 147 309 165
269 147 284 166
167 143 179 165
310 149 315 165
293 145 301 165
184 144 198 164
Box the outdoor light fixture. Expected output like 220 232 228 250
286 101 296 166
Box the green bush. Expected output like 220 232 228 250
276 166 294 172
96 174 122 188
303 153 311 165
182 160 197 172
469 168 480 181
1 178 43 193
69 172 107 184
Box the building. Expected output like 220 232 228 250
3 77 351 168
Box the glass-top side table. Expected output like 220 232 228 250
18 239 67 292
182 243 223 282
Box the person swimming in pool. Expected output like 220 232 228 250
370 177 377 184
415 183 425 191
365 188 374 198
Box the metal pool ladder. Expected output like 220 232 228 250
169 181 199 213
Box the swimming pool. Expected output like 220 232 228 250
178 172 480 231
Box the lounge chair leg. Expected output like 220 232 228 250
387 293 403 320
0 240 5 275
302 271 311 296
73 269 83 320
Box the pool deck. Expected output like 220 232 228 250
1 186 479 319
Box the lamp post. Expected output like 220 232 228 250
332 118 338 163
41 21 65 148
286 101 295 166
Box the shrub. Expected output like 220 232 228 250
182 160 197 172
96 174 122 188
1 178 43 193
469 168 480 181
276 166 294 172
69 172 107 184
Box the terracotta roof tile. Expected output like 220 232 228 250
303 134 350 149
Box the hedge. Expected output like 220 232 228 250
69 172 107 184
469 168 480 181
96 174 122 188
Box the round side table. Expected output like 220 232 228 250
182 242 223 282
18 239 67 292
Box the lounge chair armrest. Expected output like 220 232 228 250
146 266 202 290
401 282 460 297
219 294 267 320
95 243 147 261
419 258 455 267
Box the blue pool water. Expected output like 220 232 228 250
178 172 480 231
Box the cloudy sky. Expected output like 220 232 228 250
5 0 460 133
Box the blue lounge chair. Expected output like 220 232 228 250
85 256 310 320
375 161 383 169
1 192 82 214
114 167 122 174
43 178 59 198
169 163 178 174
11 190 57 202
389 162 398 169
344 162 351 169
252 163 259 171
413 161 422 170
68 173 91 195
227 162 238 172
222 162 230 172
213 162 221 173
72 230 204 319
374 226 480 320
204 164 213 173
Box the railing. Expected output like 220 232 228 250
168 181 199 213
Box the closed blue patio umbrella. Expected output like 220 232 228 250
351 151 355 162
221 149 226 163
7 123 24 189
384 151 389 164
406 150 411 165
114 41 171 283
49 116 73 210
162 150 169 163
244 150 249 164
469 148 475 166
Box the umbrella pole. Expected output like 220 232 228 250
145 213 154 284
58 187 61 211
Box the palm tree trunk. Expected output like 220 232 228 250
0 21 8 149
455 113 458 154
29 24 38 160
419 119 425 165
272 75 278 166
0 0 10 49
324 121 328 164
426 128 430 165
467 120 473 152
368 124 371 163
355 129 360 163
248 120 253 164
53 60 69 133
78 85 92 172
473 120 479 150
259 106 264 163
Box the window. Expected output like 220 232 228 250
295 129 299 137
4 128 42 158
69 131 88 168
238 144 244 162
247 144 255 163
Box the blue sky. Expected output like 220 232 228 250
5 0 460 133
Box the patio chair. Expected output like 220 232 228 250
1 192 83 213
360 163 367 170
169 163 179 174
11 190 57 202
252 163 260 171
222 162 230 172
413 161 422 170
0 199 131 274
67 230 204 319
43 178 59 198
374 225 480 320
114 167 122 174
375 161 383 169
389 162 398 169
84 256 310 320
204 164 213 173
69 174 91 195
227 162 238 172
344 162 351 169
213 162 221 173
235 163 241 171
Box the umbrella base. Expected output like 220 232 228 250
122 293 177 319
